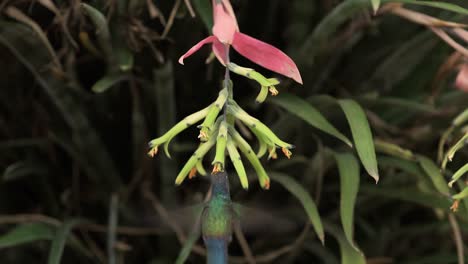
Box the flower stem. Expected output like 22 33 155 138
223 44 231 119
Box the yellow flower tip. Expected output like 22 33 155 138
198 130 209 141
269 86 279 96
268 148 278 160
211 163 223 174
282 147 292 159
189 167 198 179
450 200 460 212
262 179 271 190
147 147 158 158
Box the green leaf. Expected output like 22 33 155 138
334 152 361 252
363 96 437 114
80 3 112 57
114 42 134 72
371 0 380 13
378 156 424 177
48 220 80 264
271 94 352 147
2 161 48 181
361 186 451 209
325 224 365 264
175 208 203 264
375 139 415 161
0 223 54 248
192 0 213 30
417 156 450 196
91 74 129 93
270 172 324 243
449 163 468 187
338 99 379 182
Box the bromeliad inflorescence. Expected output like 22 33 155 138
148 0 302 190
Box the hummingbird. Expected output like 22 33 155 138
201 171 235 264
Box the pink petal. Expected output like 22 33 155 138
455 64 468 92
212 0 238 44
212 39 228 65
220 0 237 25
178 36 217 65
232 32 303 84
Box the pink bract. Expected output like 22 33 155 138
232 32 303 84
179 0 303 84
212 0 238 44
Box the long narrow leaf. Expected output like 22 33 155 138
338 99 379 182
0 223 54 248
92 74 129 93
80 3 112 58
325 224 365 264
192 0 213 30
417 156 450 196
175 207 203 264
271 94 352 147
270 172 324 243
334 152 361 252
361 186 452 209
48 220 80 264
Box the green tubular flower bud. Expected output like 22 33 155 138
250 126 274 158
229 127 270 189
196 161 207 176
255 86 269 104
226 136 249 190
227 63 279 87
229 102 293 149
248 71 278 87
227 63 253 77
268 146 278 160
175 132 217 185
267 78 280 86
256 135 268 158
453 108 468 127
148 106 211 157
212 120 229 171
448 163 468 188
199 88 229 141
452 186 468 200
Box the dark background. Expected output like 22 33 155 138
0 0 467 263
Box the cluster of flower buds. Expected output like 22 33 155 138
227 63 280 103
148 80 294 189
148 0 302 189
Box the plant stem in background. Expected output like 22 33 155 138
154 63 178 206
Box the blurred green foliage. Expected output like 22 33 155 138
0 0 467 263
